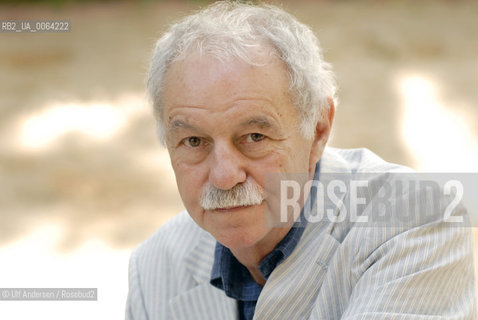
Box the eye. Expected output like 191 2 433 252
183 136 202 147
245 133 265 143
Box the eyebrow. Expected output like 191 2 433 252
239 116 275 130
167 116 280 136
168 120 197 132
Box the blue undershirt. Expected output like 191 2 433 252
210 162 320 320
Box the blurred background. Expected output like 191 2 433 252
0 0 477 318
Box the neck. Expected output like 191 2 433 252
229 224 293 285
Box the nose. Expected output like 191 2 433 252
208 140 247 190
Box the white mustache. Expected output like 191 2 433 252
200 178 265 210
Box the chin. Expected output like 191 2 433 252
216 230 267 250
211 221 270 250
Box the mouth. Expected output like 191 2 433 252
212 204 253 212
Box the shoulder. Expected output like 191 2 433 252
318 147 470 252
126 211 214 319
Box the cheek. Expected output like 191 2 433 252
284 139 313 171
264 145 309 173
173 161 207 206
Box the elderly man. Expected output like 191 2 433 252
126 2 476 319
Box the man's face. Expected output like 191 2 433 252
162 51 325 250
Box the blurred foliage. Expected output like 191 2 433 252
0 0 215 4
0 0 215 6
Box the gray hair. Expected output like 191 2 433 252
147 1 337 144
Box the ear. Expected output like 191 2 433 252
308 97 335 173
